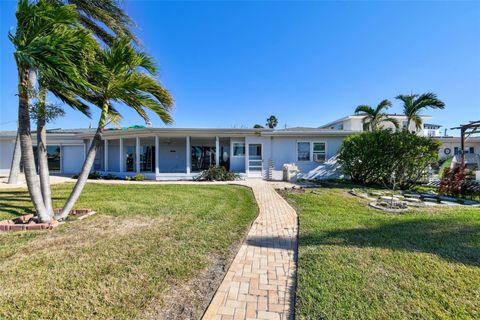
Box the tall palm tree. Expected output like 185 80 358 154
395 93 445 132
8 0 137 185
55 38 174 221
266 115 278 129
354 99 399 131
10 0 92 222
31 0 137 216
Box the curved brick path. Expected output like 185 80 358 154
203 180 298 320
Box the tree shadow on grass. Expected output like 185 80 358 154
245 219 479 267
301 219 480 267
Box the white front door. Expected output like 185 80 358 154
248 144 263 178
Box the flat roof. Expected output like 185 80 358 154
0 126 357 140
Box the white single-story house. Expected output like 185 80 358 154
0 127 356 181
1 115 478 181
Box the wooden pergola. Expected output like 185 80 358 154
451 120 480 166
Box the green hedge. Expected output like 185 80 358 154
338 130 440 188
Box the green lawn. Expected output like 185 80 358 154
0 183 258 319
283 187 480 320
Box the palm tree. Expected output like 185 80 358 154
266 115 278 129
354 99 399 131
8 0 137 185
10 0 93 222
30 0 137 216
55 38 173 221
395 93 445 132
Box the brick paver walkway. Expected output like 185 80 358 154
203 180 298 320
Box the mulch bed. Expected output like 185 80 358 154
0 208 95 232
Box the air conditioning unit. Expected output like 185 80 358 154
313 153 325 163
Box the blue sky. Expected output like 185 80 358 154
0 1 479 133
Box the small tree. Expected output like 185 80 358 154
266 115 278 129
253 124 264 128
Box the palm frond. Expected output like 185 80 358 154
69 0 139 44
411 114 423 130
383 117 400 130
354 105 374 115
415 92 445 110
11 1 93 91
375 99 392 114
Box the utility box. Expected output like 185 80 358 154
283 163 299 181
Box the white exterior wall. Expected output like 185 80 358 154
158 137 187 173
268 136 345 180
62 145 84 174
108 142 120 172
344 118 363 131
0 140 15 175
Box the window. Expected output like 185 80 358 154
191 146 215 172
454 147 459 155
32 145 61 171
125 146 135 172
402 121 408 131
469 147 475 154
232 143 245 156
140 145 155 172
297 142 310 161
313 142 326 163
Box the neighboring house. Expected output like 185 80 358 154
0 127 355 181
433 136 480 160
423 123 443 137
319 114 432 135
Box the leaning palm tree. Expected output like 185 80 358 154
8 0 137 185
354 99 399 131
55 38 174 221
10 0 92 222
34 0 138 212
396 93 445 132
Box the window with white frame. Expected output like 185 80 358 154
313 142 326 163
232 142 245 156
297 142 311 161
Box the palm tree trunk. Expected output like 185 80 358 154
8 70 36 185
7 133 21 184
36 87 54 218
17 66 49 223
56 101 109 221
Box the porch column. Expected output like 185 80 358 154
245 141 249 176
104 139 108 172
215 136 220 166
83 140 88 161
155 136 160 175
119 138 124 172
135 137 141 173
186 136 191 174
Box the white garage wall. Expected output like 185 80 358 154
0 140 15 175
62 145 85 174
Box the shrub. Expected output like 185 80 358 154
195 166 239 181
439 166 466 196
132 174 144 181
338 130 440 188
